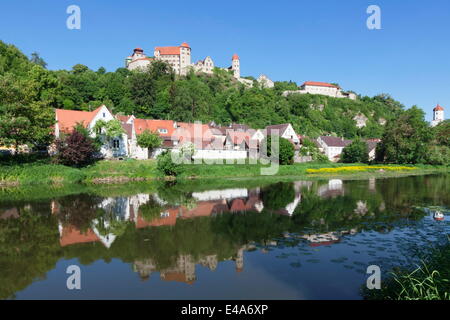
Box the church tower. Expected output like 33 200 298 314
431 104 445 127
232 54 240 79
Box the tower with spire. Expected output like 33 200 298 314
431 104 445 127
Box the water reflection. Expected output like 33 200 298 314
0 174 448 299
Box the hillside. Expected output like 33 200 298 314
0 40 404 140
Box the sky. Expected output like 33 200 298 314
0 0 449 122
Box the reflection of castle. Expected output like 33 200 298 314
132 245 250 284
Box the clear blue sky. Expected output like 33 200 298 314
1 0 449 122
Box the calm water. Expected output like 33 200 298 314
0 174 448 300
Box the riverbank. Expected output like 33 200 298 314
363 241 450 300
0 159 448 187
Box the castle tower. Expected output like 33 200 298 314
180 42 191 76
232 54 240 79
431 104 445 127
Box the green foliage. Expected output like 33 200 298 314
364 242 450 300
137 129 163 150
300 138 329 162
93 119 125 139
261 182 296 210
432 120 449 147
156 151 184 177
341 138 369 163
30 52 47 69
376 106 432 164
262 136 295 165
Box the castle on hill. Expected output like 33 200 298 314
125 42 274 88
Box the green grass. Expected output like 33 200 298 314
0 159 448 187
364 242 450 300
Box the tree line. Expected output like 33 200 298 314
0 40 447 165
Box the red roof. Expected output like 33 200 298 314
180 42 190 48
59 226 100 247
134 118 176 137
155 46 181 55
175 122 215 143
55 106 103 134
232 54 240 60
434 104 444 111
303 81 338 88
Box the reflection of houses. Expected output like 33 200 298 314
58 224 101 247
132 245 250 283
317 179 345 198
50 183 307 249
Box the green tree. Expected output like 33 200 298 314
341 138 369 163
156 150 183 177
262 136 295 165
376 106 432 164
30 52 47 69
137 129 163 158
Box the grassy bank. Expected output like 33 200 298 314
364 241 450 300
0 159 448 187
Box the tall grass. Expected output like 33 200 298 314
364 242 450 300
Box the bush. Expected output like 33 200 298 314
156 151 183 177
426 145 450 165
341 139 369 163
55 129 97 167
262 136 295 165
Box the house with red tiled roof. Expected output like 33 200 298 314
54 105 130 159
128 118 179 159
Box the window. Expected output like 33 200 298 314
158 128 168 134
113 139 120 149
103 113 106 118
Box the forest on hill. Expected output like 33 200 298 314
0 40 406 147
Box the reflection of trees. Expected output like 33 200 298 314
155 181 195 208
56 194 104 232
260 183 295 211
139 196 167 222
1 174 448 298
0 211 60 299
211 211 292 244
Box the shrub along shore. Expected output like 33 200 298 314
0 159 448 187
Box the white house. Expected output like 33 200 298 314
54 105 129 159
316 136 352 162
283 81 357 100
265 123 300 145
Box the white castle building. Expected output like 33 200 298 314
431 104 445 127
125 43 273 88
282 81 356 100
